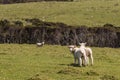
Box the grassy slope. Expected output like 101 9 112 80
0 44 120 80
0 0 120 27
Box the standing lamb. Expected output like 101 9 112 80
68 45 87 67
79 43 93 66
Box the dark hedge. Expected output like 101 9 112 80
0 19 120 47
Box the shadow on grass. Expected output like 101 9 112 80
59 63 85 67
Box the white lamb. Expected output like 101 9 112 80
79 43 93 66
68 45 87 67
36 42 45 47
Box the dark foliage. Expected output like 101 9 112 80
0 19 10 26
0 19 120 47
13 21 23 26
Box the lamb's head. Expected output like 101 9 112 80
42 42 45 45
68 45 76 53
79 42 86 47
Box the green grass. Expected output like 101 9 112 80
0 44 120 80
0 0 120 27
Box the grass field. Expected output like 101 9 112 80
0 0 120 27
0 44 120 80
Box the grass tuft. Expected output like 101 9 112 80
100 75 118 80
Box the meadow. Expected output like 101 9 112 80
0 0 120 80
0 0 120 27
0 44 120 80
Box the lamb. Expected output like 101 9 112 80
36 42 45 47
68 45 87 67
79 43 93 66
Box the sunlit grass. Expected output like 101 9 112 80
0 44 120 80
0 0 120 27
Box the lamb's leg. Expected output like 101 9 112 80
90 55 93 65
82 57 84 65
84 55 87 66
74 57 77 64
86 56 89 65
78 58 82 67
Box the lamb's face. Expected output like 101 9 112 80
69 47 74 52
68 45 76 53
